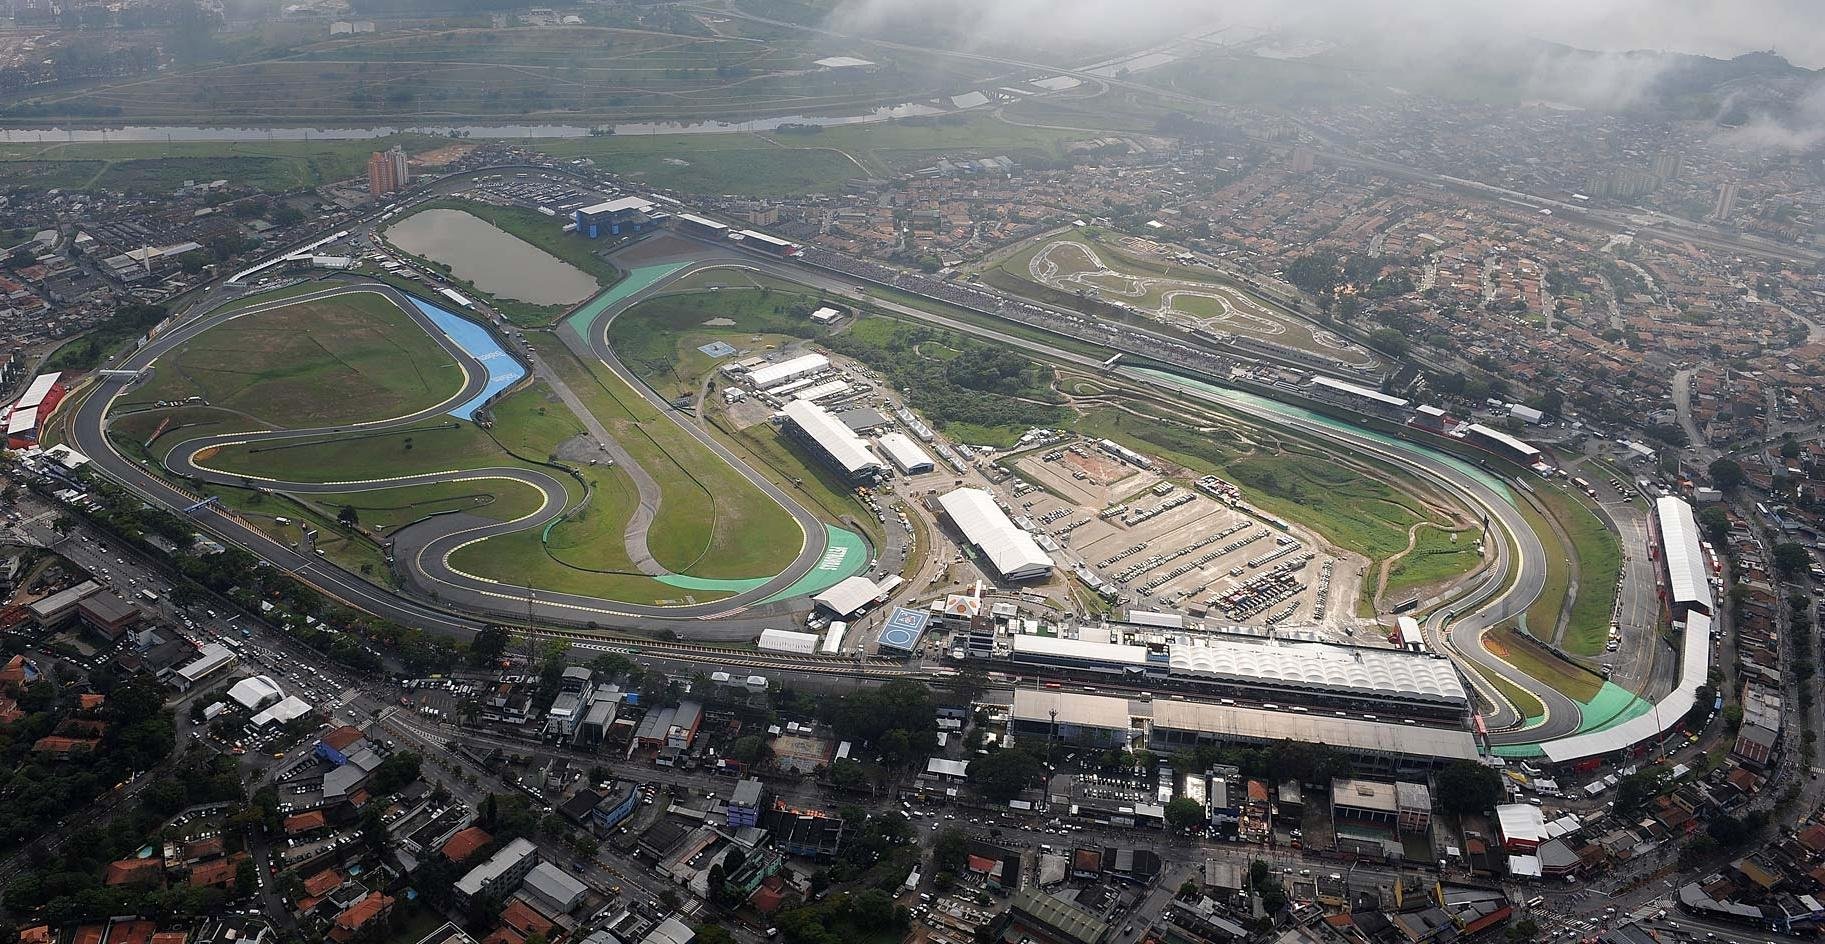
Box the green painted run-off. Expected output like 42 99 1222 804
761 525 870 604
563 263 689 336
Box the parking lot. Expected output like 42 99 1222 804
1010 441 1357 627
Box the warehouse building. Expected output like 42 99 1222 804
780 400 883 480
877 432 935 474
573 196 656 238
936 488 1054 581
749 353 830 390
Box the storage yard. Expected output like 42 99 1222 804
1008 438 1361 628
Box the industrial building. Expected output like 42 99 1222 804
747 353 829 390
935 488 1054 582
779 399 883 481
876 432 935 474
573 196 657 238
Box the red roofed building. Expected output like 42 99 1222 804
72 925 104 944
32 735 99 758
151 933 191 944
498 900 553 940
749 874 789 914
17 927 52 944
104 858 165 887
441 826 492 864
107 919 158 944
284 810 328 835
303 868 345 899
329 891 394 943
188 853 246 888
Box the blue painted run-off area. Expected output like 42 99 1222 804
408 296 527 421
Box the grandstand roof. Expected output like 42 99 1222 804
936 488 1053 580
1465 423 1542 459
1656 495 1712 614
781 400 881 476
1168 638 1468 706
1311 375 1408 408
13 372 60 412
1540 612 1711 764
1012 689 1135 732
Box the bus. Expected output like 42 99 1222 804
139 590 160 603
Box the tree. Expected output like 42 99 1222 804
967 747 1043 802
933 828 969 872
1772 543 1810 578
1698 505 1731 546
1708 458 1746 490
369 752 422 795
1434 760 1504 815
337 505 359 528
729 735 768 765
1614 770 1666 816
1164 797 1206 831
470 625 511 666
234 858 257 897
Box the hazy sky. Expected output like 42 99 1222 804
828 0 1825 68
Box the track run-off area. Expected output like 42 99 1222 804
61 202 1637 754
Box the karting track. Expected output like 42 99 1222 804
72 276 842 639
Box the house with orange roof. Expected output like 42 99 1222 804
441 826 491 864
107 919 158 944
497 899 553 941
302 868 345 899
104 858 166 887
72 925 105 944
188 853 247 889
283 811 328 836
328 891 394 943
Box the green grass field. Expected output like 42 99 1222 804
0 134 450 192
607 285 833 400
1515 493 1572 643
1467 660 1547 723
303 478 548 536
1383 523 1484 603
531 333 802 578
1536 484 1624 655
126 290 464 428
1484 625 1603 703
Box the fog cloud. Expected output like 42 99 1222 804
1712 80 1825 151
822 0 1825 69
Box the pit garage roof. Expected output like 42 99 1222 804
782 400 881 476
227 674 284 710
812 576 880 617
1012 689 1137 733
1168 638 1468 706
1656 495 1712 614
936 488 1053 581
1148 698 1480 762
1012 633 1150 666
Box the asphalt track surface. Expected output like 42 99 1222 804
72 277 832 640
66 198 1573 738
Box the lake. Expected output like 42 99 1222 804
384 209 599 307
